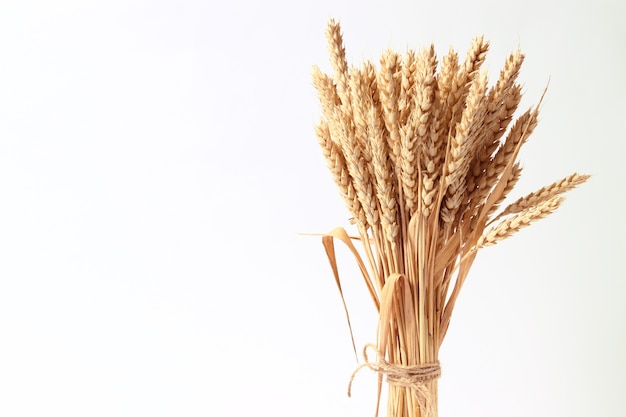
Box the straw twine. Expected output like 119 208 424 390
348 344 441 416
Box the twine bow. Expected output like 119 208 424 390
348 344 441 416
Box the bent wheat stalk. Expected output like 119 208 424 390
311 19 588 417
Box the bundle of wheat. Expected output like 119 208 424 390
312 19 588 417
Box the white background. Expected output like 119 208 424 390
0 1 624 416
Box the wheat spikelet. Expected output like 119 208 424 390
446 36 490 136
399 50 418 125
491 50 524 108
464 84 523 223
487 83 523 155
349 67 376 166
336 112 380 230
325 20 352 119
399 136 419 216
493 108 538 171
461 35 490 80
476 194 564 248
478 107 538 203
470 51 524 185
313 67 367 227
472 51 525 173
438 38 491 223
467 84 522 188
378 50 403 166
315 121 367 229
397 54 419 215
487 162 523 217
440 38 491 223
315 57 379 231
453 70 490 168
496 55 523 93
437 49 458 99
316 33 380 232
313 67 377 224
498 173 591 218
419 52 451 218
441 71 489 223
399 47 437 216
354 63 401 244
413 47 438 217
312 66 342 136
414 45 438 142
431 48 458 147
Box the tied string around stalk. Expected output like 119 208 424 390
348 344 441 417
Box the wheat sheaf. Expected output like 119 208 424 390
312 19 588 417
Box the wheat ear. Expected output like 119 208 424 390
400 46 437 216
497 173 591 219
477 194 564 248
325 20 352 120
441 71 489 223
378 50 402 166
315 121 367 229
